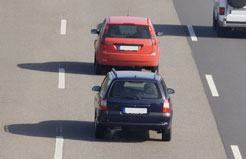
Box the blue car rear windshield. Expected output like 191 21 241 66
106 24 151 39
109 81 161 99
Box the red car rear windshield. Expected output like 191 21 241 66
106 24 151 39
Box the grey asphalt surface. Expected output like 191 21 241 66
173 0 246 158
0 0 226 159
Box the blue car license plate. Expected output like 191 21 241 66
123 107 147 114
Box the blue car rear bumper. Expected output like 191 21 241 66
97 110 172 130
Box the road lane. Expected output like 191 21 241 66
0 1 70 158
60 19 67 35
173 0 246 158
205 74 219 97
231 145 243 159
50 0 225 158
0 0 226 159
187 25 198 41
54 136 64 159
58 68 65 89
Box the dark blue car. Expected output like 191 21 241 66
92 69 175 141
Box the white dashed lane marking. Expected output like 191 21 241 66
205 74 219 97
60 19 67 35
187 25 198 41
58 68 65 89
231 145 243 159
54 136 64 159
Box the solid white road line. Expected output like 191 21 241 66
205 75 219 97
187 25 198 41
231 145 243 159
58 68 65 89
54 136 64 159
60 19 67 35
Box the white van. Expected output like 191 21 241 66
213 0 246 35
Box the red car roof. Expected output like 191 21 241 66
107 16 151 25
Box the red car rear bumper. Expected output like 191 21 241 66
96 51 159 67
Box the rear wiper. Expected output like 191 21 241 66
122 96 141 100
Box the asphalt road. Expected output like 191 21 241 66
0 0 226 159
173 0 246 158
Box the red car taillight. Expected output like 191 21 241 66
149 26 156 46
100 24 109 51
99 99 107 110
152 38 156 46
163 99 170 113
100 38 107 51
101 37 106 44
219 7 225 15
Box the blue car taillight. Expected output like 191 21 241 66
162 99 170 113
100 99 107 110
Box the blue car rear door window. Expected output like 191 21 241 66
109 81 161 99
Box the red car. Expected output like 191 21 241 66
91 16 161 74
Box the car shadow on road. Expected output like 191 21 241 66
17 61 98 75
4 120 153 143
18 62 145 76
154 24 246 39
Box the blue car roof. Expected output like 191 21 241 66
109 70 161 81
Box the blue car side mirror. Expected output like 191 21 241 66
167 88 175 94
92 86 101 92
